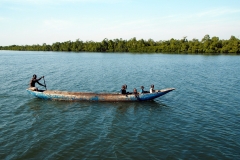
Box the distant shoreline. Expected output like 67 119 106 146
1 35 239 55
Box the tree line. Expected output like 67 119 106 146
0 35 239 54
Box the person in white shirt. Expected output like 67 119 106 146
150 84 155 93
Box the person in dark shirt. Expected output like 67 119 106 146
29 74 46 91
121 85 127 94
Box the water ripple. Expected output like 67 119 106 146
0 52 239 159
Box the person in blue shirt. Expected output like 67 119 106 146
139 86 145 94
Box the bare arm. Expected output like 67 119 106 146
37 76 44 81
37 81 45 87
36 76 45 87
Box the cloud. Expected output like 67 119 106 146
197 8 240 17
0 17 5 21
0 16 8 22
2 0 123 5
42 19 74 31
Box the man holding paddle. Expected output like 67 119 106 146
29 74 46 91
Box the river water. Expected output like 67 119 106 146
0 51 239 159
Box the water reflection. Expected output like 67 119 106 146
26 98 170 113
99 101 170 114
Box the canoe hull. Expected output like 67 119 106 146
26 88 175 102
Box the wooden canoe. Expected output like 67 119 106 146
26 88 175 102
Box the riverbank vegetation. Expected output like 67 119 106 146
0 35 239 54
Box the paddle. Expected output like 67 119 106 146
43 76 47 90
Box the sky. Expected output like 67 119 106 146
0 0 240 46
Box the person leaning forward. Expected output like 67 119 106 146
29 74 46 91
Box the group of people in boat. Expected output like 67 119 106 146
29 74 160 94
120 84 159 95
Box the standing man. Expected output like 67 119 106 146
29 74 46 91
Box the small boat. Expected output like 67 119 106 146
26 88 175 102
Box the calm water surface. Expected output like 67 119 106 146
0 51 239 159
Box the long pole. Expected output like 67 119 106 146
43 77 47 90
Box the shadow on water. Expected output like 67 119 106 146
111 100 171 113
25 98 170 110
24 98 172 119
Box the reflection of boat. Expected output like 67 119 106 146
26 88 175 102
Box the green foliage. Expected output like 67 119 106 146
1 35 240 54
